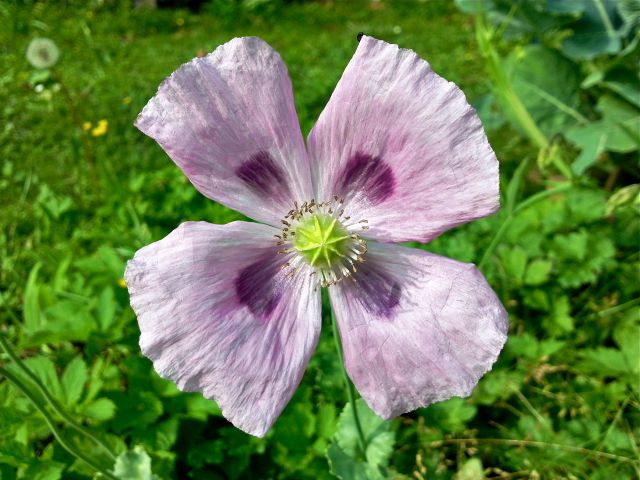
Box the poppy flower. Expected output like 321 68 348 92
125 36 508 437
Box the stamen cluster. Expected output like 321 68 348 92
275 196 369 288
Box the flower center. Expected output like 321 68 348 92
275 197 369 288
293 214 350 268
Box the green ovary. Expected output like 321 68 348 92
293 214 350 268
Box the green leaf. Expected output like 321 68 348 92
506 157 531 214
560 0 624 60
113 446 160 480
22 460 64 480
107 391 163 432
96 287 117 331
61 356 88 407
23 263 42 333
613 308 640 375
543 296 574 336
455 457 486 480
602 67 640 108
81 397 116 421
23 356 64 401
499 246 528 285
184 394 222 421
524 259 553 285
423 397 477 431
567 95 640 174
510 45 582 135
326 399 395 480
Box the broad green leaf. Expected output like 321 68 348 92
112 446 159 480
560 0 624 60
510 45 581 135
602 67 640 108
326 442 385 480
326 399 395 480
61 356 88 407
567 95 640 174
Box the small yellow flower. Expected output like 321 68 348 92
122 96 132 105
91 119 108 137
118 278 127 288
176 18 185 26
82 121 92 131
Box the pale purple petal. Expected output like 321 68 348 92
329 242 508 419
307 35 499 243
124 221 321 436
136 37 312 226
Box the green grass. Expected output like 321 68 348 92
1 1 638 479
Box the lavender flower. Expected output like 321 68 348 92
125 36 508 437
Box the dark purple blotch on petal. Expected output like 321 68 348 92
236 151 290 198
336 152 395 204
234 253 283 320
349 260 401 319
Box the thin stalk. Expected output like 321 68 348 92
0 335 117 461
587 297 640 320
479 183 573 270
427 437 639 465
475 14 548 149
330 308 367 458
0 367 118 480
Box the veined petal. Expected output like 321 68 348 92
329 242 508 419
124 221 321 436
308 35 499 243
136 37 312 226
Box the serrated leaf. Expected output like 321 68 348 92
423 397 477 431
112 446 159 480
107 391 163 432
327 398 395 480
62 356 88 406
326 442 385 480
22 356 64 401
524 259 553 285
499 246 528 284
543 296 574 336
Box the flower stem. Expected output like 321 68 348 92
330 308 368 459
0 334 117 461
0 367 118 480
